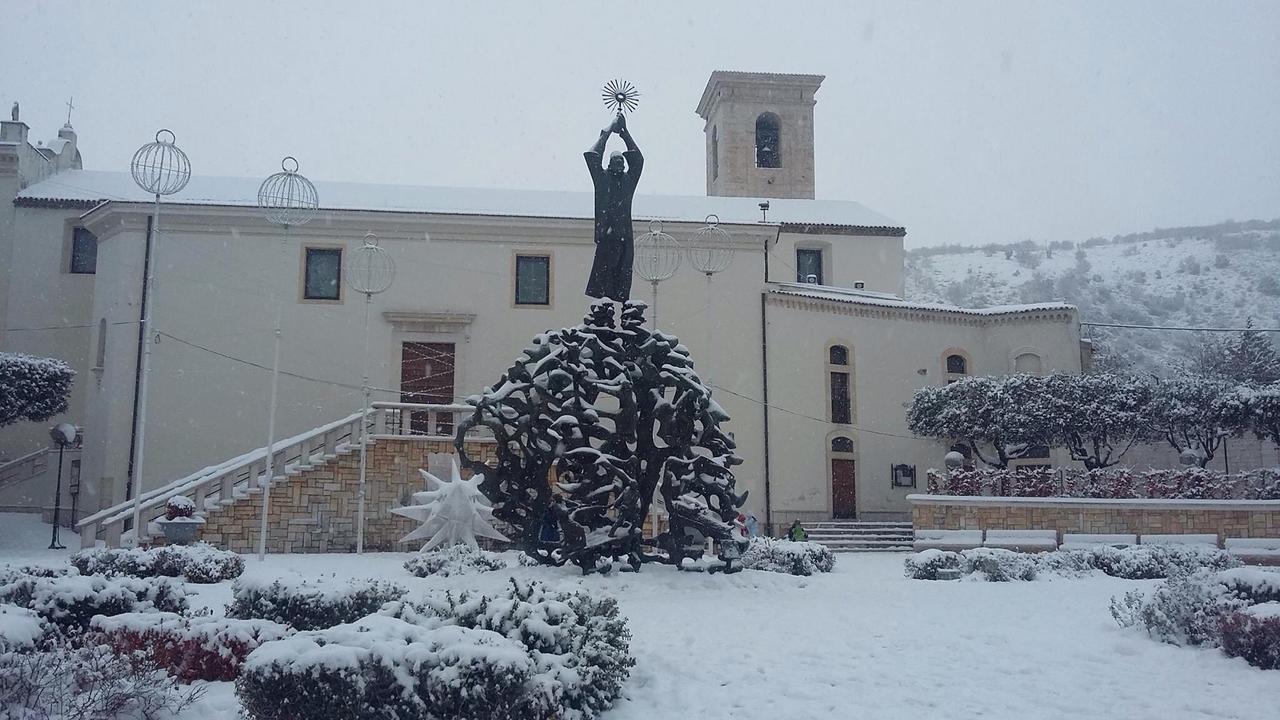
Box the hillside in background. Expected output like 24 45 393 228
905 219 1280 373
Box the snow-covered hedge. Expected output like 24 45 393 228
0 604 49 653
403 544 508 578
0 352 74 427
226 576 406 631
0 574 187 633
92 611 292 682
904 545 1239 582
1111 567 1280 669
238 579 633 720
739 537 835 576
925 466 1280 500
0 642 203 718
71 543 244 584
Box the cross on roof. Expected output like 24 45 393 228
65 97 74 125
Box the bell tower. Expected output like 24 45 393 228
695 71 824 200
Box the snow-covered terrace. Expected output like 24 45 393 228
15 169 904 233
770 282 1077 319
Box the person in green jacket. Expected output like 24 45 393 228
786 520 807 542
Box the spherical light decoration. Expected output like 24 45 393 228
687 214 734 276
348 232 395 295
944 451 966 470
257 156 319 227
130 129 191 196
633 220 681 283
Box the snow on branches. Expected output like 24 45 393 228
454 300 748 574
0 352 74 427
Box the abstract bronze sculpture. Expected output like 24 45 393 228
455 300 748 574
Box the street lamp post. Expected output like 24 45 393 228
347 233 395 554
47 423 77 550
127 130 190 544
255 157 318 561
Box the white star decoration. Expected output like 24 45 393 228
390 459 509 551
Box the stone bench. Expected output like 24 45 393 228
913 529 983 552
1225 538 1280 566
1139 533 1220 547
982 529 1058 553
1060 533 1137 550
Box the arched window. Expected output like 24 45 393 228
710 125 719 181
831 436 854 453
1014 352 1042 375
827 343 852 424
946 354 967 375
755 113 781 168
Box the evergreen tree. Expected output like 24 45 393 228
0 352 74 427
1225 318 1280 385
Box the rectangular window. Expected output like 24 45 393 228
70 227 97 274
892 464 917 488
303 247 342 300
515 254 550 306
796 248 823 284
830 371 851 424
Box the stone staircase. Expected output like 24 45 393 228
804 520 913 552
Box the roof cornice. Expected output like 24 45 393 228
767 289 1078 326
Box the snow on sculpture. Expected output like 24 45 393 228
455 300 749 574
390 459 509 551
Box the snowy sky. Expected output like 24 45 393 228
4 0 1278 248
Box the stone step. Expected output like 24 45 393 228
830 545 912 553
808 534 912 542
818 538 914 546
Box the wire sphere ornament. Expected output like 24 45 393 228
601 79 640 114
633 220 681 283
258 156 319 227
348 232 395 295
687 214 734 276
131 129 191 196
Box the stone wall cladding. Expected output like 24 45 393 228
199 439 498 554
910 496 1280 544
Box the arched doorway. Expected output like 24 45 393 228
830 435 856 519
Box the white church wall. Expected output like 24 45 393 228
771 230 905 296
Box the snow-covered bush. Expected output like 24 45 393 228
962 548 1038 581
92 612 292 682
1220 605 1280 670
1088 544 1239 580
1215 567 1280 604
403 544 508 578
1063 468 1139 498
0 642 203 719
163 495 196 520
0 574 187 633
71 542 244 584
1132 570 1241 645
0 604 50 653
226 576 406 631
239 579 633 720
739 537 835 576
922 465 1277 500
903 549 961 580
0 352 75 427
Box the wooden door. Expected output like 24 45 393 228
400 342 455 435
832 459 856 519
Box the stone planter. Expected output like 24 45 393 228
157 517 205 545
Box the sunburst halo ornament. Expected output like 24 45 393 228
601 78 640 114
390 459 509 551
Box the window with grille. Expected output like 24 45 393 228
303 247 342 300
515 254 550 306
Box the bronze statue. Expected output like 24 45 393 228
584 113 643 302
10 102 18 122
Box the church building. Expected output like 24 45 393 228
0 72 1085 548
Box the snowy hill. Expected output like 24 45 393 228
905 219 1280 372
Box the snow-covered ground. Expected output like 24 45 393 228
4 514 1276 720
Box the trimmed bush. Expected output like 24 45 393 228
403 544 508 578
1134 570 1240 645
963 548 1038 581
0 604 50 653
1220 606 1280 670
0 574 187 633
903 549 962 580
237 579 634 720
92 611 292 682
71 543 244 584
1089 544 1239 580
0 352 74 427
0 642 203 719
739 537 835 576
226 576 406 631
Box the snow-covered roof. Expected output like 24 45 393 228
15 169 903 231
771 282 1075 317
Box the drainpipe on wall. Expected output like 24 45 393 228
124 214 154 513
760 291 773 536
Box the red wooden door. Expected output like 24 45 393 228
832 459 856 519
400 342 455 435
